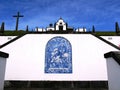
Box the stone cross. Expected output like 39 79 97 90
13 12 24 31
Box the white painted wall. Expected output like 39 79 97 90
46 27 55 31
106 57 120 90
0 57 7 90
0 36 17 46
0 34 118 81
101 36 120 47
76 28 86 32
35 28 46 32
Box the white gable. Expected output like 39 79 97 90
55 18 67 31
46 27 55 31
0 34 118 81
76 28 87 32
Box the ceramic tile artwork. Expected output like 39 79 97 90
45 36 72 73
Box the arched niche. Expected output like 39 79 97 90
45 36 72 73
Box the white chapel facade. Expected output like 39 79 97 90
36 18 86 32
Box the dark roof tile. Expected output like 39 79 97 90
0 51 9 58
104 51 120 65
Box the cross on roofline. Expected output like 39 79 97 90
13 12 24 31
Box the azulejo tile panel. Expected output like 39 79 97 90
45 36 72 73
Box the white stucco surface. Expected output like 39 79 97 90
106 57 120 90
0 57 7 90
0 36 17 46
46 27 55 31
0 34 118 81
101 36 120 47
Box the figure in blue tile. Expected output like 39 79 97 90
45 36 72 73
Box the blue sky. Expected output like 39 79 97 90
0 0 120 31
